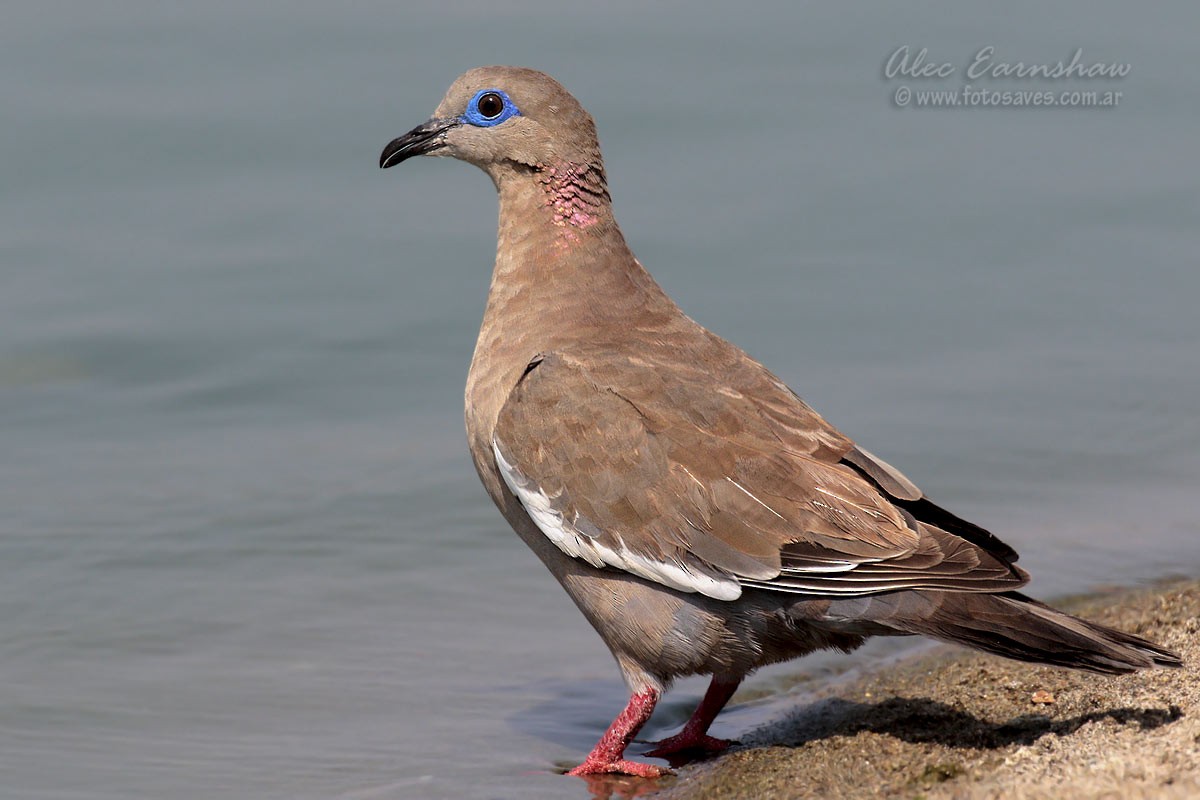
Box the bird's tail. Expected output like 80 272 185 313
823 589 1181 675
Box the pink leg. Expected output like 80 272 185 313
645 676 740 758
567 687 668 778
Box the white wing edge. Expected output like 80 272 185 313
492 439 743 601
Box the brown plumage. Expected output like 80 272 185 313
379 66 1180 778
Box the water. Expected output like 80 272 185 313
3 2 1198 798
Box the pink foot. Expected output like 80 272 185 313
567 687 670 779
644 732 734 758
567 758 670 778
642 676 741 760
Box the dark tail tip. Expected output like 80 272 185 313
887 590 1182 675
1007 592 1183 672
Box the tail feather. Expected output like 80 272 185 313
824 589 1181 675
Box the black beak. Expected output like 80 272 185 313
379 117 458 168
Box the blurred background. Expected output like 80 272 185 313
2 2 1197 798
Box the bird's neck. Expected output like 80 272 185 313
465 160 679 454
485 159 673 329
530 159 612 233
492 158 618 269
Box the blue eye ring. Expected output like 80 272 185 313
461 88 521 127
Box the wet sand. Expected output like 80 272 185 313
589 579 1198 799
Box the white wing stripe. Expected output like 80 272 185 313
493 439 742 601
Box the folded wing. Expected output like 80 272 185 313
493 350 1026 601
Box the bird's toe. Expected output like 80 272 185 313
644 733 735 759
567 757 671 778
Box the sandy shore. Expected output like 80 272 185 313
611 579 1198 800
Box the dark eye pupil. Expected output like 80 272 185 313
478 92 504 119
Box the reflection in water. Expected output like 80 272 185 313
577 772 666 800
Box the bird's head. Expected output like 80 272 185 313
379 66 603 181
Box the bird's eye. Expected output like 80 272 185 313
461 89 520 127
477 92 504 119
